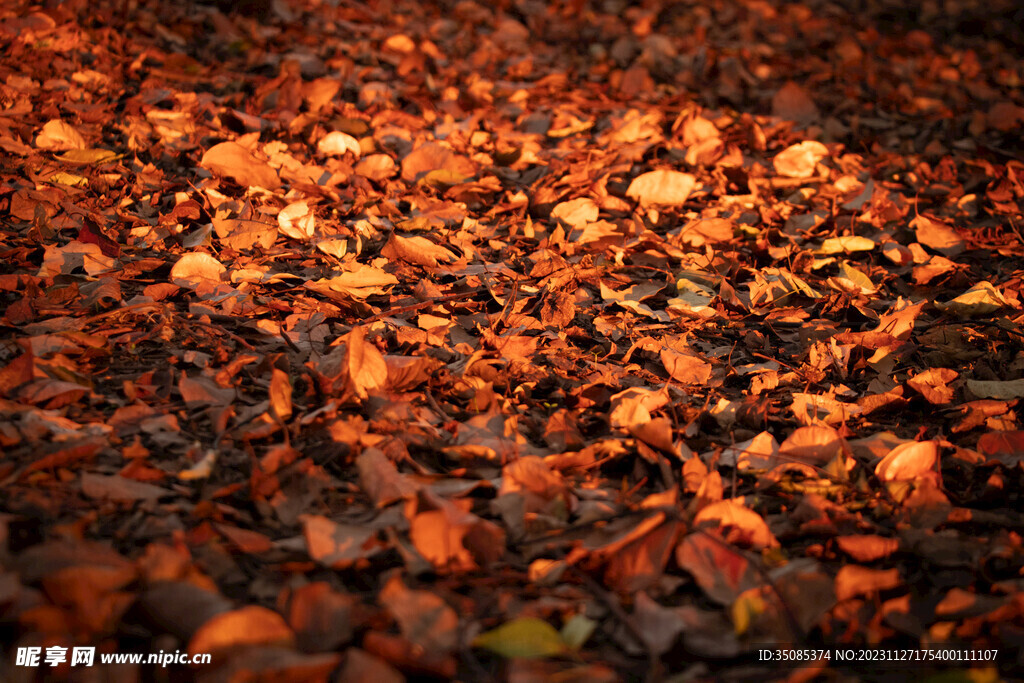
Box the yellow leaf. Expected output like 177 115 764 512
56 148 121 165
472 617 568 659
731 592 767 635
935 282 1009 317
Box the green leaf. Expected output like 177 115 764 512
472 617 568 659
559 614 597 650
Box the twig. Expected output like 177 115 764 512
362 287 489 324
425 385 453 423
489 275 520 333
177 315 255 350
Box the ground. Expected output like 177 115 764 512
1 0 1023 680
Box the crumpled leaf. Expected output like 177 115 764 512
608 387 669 429
773 140 828 178
551 197 599 228
907 368 958 405
318 130 361 157
278 201 316 240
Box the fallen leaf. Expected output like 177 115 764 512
834 565 900 601
170 252 226 288
912 214 965 256
201 141 281 189
774 141 828 178
472 617 568 659
693 499 779 549
626 169 696 206
36 119 86 150
874 440 938 482
318 130 361 157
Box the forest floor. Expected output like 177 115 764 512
1 0 1024 680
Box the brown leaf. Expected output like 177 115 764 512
81 473 169 502
0 350 36 397
285 582 357 652
36 119 86 150
675 532 760 604
212 216 278 251
976 430 1024 466
773 141 828 178
772 81 819 124
357 447 419 506
379 575 459 652
170 252 226 289
660 348 712 384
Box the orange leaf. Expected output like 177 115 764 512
834 565 900 601
188 606 293 657
835 535 899 563
269 368 292 420
200 141 281 189
693 499 779 549
344 326 387 399
874 440 938 482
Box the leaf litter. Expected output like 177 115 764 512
1 0 1023 680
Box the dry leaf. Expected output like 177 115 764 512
170 252 226 288
874 440 938 482
774 141 828 178
626 169 696 206
201 141 281 189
